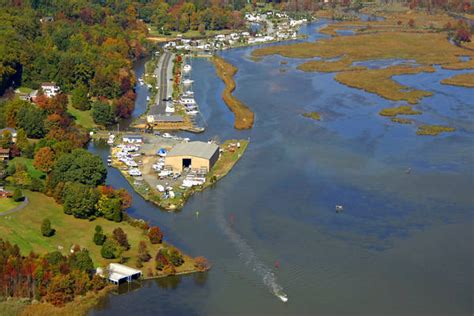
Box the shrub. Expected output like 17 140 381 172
93 225 106 245
194 256 211 271
12 188 24 202
41 218 55 237
138 241 151 262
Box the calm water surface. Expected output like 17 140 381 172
89 21 473 315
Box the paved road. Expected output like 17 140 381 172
0 197 29 216
150 51 174 116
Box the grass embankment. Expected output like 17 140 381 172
212 56 255 129
9 157 46 180
67 104 97 130
441 73 474 88
391 117 413 124
302 112 321 120
205 139 248 182
252 31 473 104
0 191 199 276
416 125 456 136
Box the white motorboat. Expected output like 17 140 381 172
180 97 196 104
162 133 173 138
146 96 150 101
186 110 199 115
182 79 194 86
156 185 165 192
128 168 142 176
183 64 192 73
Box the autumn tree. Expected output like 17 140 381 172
112 227 130 250
138 241 151 262
194 256 210 271
33 146 55 172
147 226 163 244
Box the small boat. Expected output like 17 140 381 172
405 168 411 174
183 79 194 86
277 293 288 303
183 64 192 73
335 205 344 213
146 96 150 101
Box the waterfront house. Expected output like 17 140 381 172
165 141 219 173
122 134 143 144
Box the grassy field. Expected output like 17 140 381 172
0 198 21 213
207 139 249 181
9 157 46 180
212 56 255 129
67 104 97 130
0 191 198 276
441 73 474 88
147 26 234 40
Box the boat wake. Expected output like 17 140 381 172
216 212 288 303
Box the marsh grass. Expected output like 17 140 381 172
212 56 254 129
416 125 456 136
441 73 474 88
302 112 321 120
379 105 422 116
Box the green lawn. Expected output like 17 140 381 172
0 198 21 213
16 86 34 94
147 25 235 39
9 157 46 179
0 191 197 274
67 104 97 130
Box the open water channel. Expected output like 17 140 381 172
88 20 473 315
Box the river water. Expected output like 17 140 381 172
89 21 473 315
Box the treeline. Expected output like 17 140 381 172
138 0 247 34
0 0 149 119
0 238 107 306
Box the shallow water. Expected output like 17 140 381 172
89 20 473 315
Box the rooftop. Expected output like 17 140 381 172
167 141 219 159
153 115 184 123
107 263 142 283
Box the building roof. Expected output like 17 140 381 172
0 148 10 154
167 141 218 159
41 82 57 86
107 263 142 283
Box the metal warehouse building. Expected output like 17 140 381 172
165 141 219 172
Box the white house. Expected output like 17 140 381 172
41 82 60 98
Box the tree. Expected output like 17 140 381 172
15 129 29 153
198 23 206 35
155 250 169 271
112 227 130 250
93 225 106 245
15 103 46 138
138 241 151 262
96 195 122 222
62 182 100 219
69 249 94 273
194 256 210 271
71 84 91 111
147 226 163 244
49 149 107 187
0 130 13 149
41 218 55 237
454 28 471 44
12 187 24 202
33 146 55 172
92 101 115 126
168 248 184 267
101 238 121 259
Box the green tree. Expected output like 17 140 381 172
15 103 46 138
96 195 122 222
49 149 107 187
93 225 106 245
15 128 29 153
69 249 94 273
71 84 91 111
101 238 121 259
12 187 24 202
91 101 115 126
41 218 55 237
63 182 100 219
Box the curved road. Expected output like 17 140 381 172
0 197 29 216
